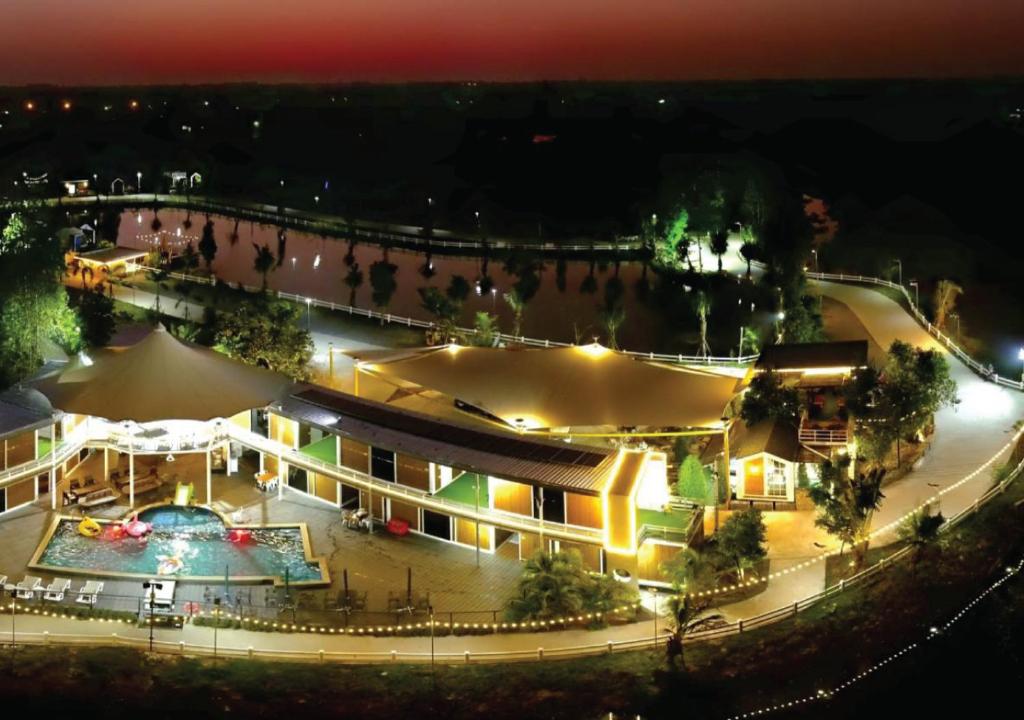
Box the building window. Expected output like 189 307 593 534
370 447 396 482
766 460 788 498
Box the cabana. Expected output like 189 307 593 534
35 325 290 507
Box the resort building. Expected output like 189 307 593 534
0 331 749 587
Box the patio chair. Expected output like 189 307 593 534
75 580 104 606
15 576 43 599
44 578 72 602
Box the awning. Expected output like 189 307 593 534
351 344 741 432
35 325 290 422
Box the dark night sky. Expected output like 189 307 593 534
2 0 1023 85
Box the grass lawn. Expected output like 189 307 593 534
435 471 489 506
299 436 338 465
637 507 695 531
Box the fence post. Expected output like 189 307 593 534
43 630 49 645
737 620 743 633
607 641 614 654
319 649 325 663
839 579 846 591
390 650 397 662
537 647 544 660
248 646 254 659
465 650 472 664
793 603 798 617
179 641 185 653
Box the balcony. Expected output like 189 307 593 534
798 418 850 445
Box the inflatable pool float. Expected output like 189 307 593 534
121 512 152 538
78 517 102 538
228 528 252 543
156 554 183 575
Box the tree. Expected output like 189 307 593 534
897 504 946 566
709 229 730 272
739 236 760 279
809 457 885 566
369 259 398 313
694 290 711 358
599 304 626 350
656 207 691 269
198 219 217 271
470 311 499 347
715 508 767 579
739 370 800 426
503 289 526 338
677 455 715 505
418 286 460 343
779 294 825 344
74 287 116 348
505 550 636 622
447 274 471 303
181 241 199 272
252 243 275 290
932 279 963 332
343 263 363 306
857 341 958 467
215 299 314 379
664 592 722 670
0 210 82 387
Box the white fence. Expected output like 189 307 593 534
808 270 1024 391
144 266 761 366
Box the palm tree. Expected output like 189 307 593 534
710 229 730 272
933 279 963 331
600 305 626 350
694 290 711 358
664 593 722 670
343 263 363 306
252 243 275 290
897 504 945 567
505 550 588 621
369 259 398 317
471 312 499 347
739 240 758 279
503 288 526 339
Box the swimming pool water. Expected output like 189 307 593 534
37 506 322 582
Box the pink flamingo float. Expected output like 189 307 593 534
121 512 152 538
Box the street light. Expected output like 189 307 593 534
8 587 17 649
212 597 221 661
950 312 960 341
811 248 819 272
305 297 312 330
909 280 919 308
1018 347 1024 384
143 580 163 652
136 171 142 193
892 258 903 286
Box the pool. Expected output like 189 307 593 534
31 505 327 585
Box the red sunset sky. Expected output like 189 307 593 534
1 0 1022 85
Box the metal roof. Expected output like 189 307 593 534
756 341 868 371
276 385 619 495
0 387 54 439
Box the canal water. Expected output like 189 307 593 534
115 208 764 355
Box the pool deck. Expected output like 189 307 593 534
0 454 522 619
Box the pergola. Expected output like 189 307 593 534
35 324 290 507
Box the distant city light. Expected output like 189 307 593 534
24 100 35 111
61 100 72 111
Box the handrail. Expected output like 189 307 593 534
141 266 761 366
229 427 606 546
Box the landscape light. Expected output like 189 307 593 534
24 100 35 111
129 99 139 110
61 100 72 111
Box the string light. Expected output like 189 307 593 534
724 559 1022 720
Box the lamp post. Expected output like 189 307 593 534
950 312 960 342
1018 348 1024 385
893 258 903 286
811 248 818 273
212 597 221 661
738 325 744 359
136 171 142 193
909 280 919 308
651 588 659 651
305 297 312 330
8 587 16 650
143 580 163 652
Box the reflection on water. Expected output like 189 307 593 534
118 208 667 351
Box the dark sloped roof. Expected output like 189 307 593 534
702 418 802 463
277 385 618 495
756 341 868 371
0 386 54 439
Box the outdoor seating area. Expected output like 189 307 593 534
4 574 105 606
798 390 851 445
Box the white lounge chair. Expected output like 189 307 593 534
44 578 72 602
15 576 42 599
76 580 104 606
0 575 7 588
